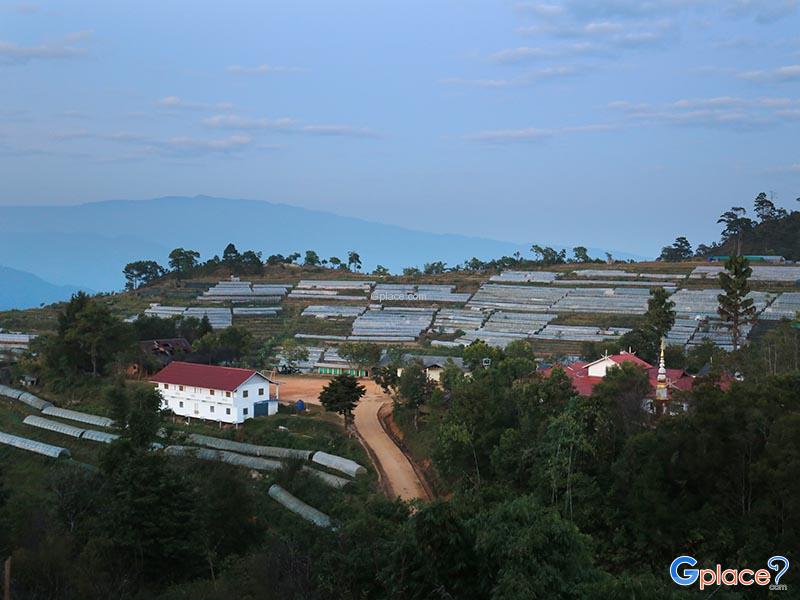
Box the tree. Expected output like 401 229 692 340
572 246 591 263
397 359 436 430
41 292 133 378
402 266 421 277
645 287 675 339
318 374 365 428
168 248 201 275
106 383 163 448
717 206 754 254
753 191 786 222
280 339 309 370
718 254 757 351
329 256 342 269
222 243 241 266
531 244 566 266
303 250 321 266
239 250 264 275
347 250 362 271
373 264 390 276
658 236 692 261
423 261 446 275
337 342 381 374
123 260 166 290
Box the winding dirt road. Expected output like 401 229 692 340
275 375 429 501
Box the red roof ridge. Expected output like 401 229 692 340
150 361 264 392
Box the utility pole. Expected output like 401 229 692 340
4 557 10 600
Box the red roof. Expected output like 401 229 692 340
606 353 652 369
542 354 695 397
150 361 262 392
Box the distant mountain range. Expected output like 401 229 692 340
0 195 642 307
0 265 83 311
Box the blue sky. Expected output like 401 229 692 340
1 0 799 257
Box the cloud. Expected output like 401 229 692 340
608 95 800 128
298 125 381 138
514 3 566 17
202 114 295 130
490 44 600 63
464 123 614 143
442 65 581 87
162 135 252 152
50 127 253 156
226 64 306 75
57 109 89 119
737 64 800 82
204 113 382 138
725 0 798 23
155 96 234 111
0 31 91 65
12 3 40 14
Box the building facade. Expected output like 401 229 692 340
150 361 279 424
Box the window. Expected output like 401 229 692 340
225 391 231 398
243 390 249 398
210 405 215 413
226 408 231 415
179 385 184 391
179 401 184 408
209 389 215 396
163 383 169 389
243 407 249 415
258 388 264 396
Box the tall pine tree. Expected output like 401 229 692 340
718 255 757 351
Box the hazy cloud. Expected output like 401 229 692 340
464 123 614 143
442 65 581 87
202 114 295 130
738 64 800 81
0 31 91 65
608 95 800 128
204 113 381 138
226 64 307 75
155 96 234 111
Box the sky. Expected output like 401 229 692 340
1 0 799 257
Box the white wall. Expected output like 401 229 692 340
156 373 275 423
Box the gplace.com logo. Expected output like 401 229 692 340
670 555 790 591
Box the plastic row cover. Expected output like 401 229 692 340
0 430 70 458
165 445 282 471
311 451 367 478
268 484 333 528
41 406 115 428
302 466 351 489
187 433 313 461
23 415 121 444
23 415 85 438
0 384 53 411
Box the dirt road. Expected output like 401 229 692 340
275 375 429 501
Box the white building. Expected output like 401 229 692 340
395 355 469 384
150 361 279 424
0 332 37 354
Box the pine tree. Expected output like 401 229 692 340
718 255 757 351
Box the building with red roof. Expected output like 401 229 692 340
541 350 695 413
151 361 279 424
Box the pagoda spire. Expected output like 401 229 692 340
655 338 669 414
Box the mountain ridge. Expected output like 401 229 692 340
0 195 643 296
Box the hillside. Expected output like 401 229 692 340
0 265 82 311
0 195 640 295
